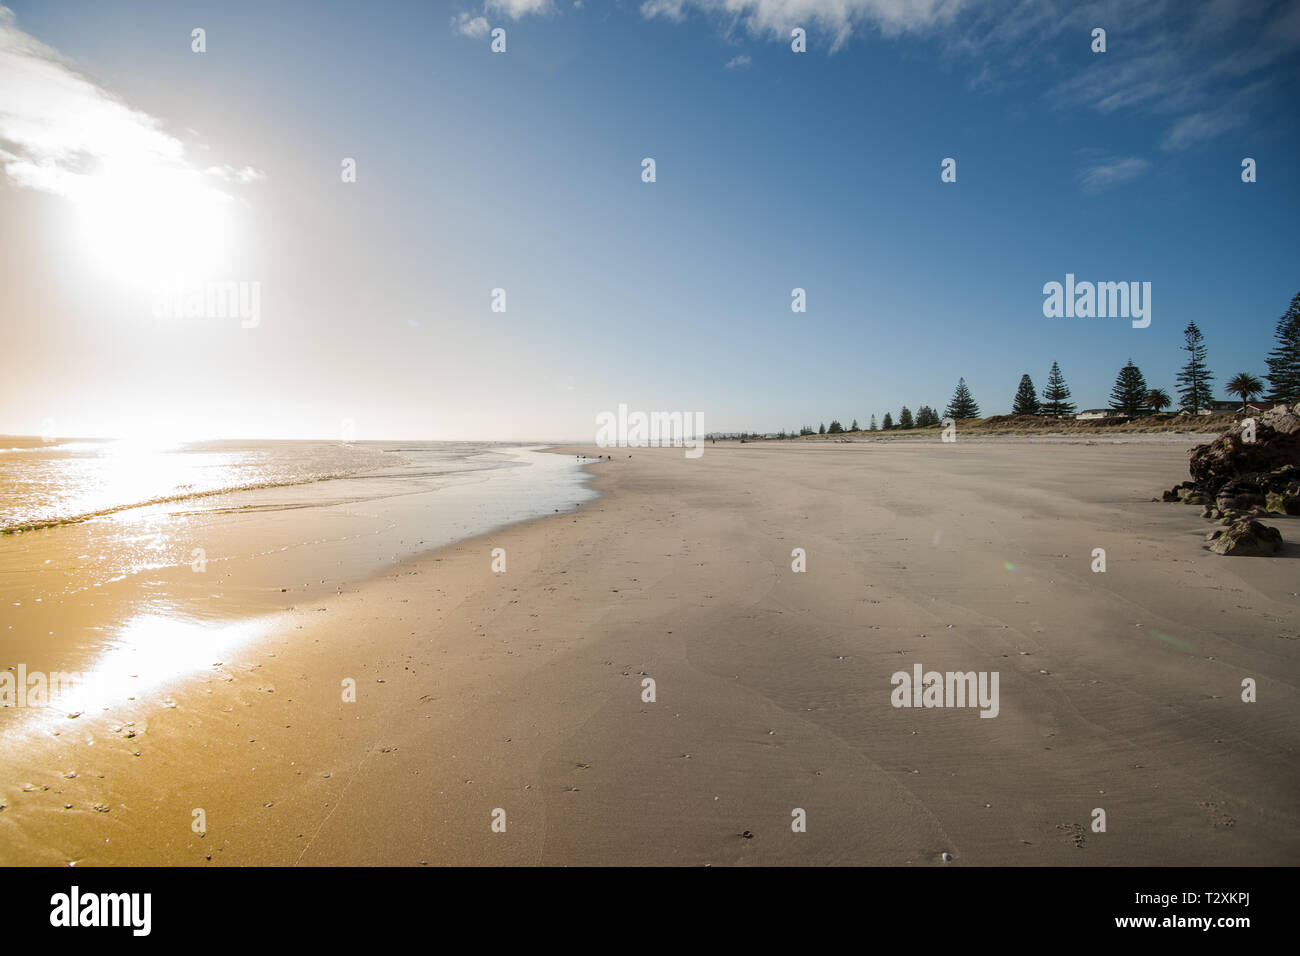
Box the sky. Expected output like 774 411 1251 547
1 0 1298 440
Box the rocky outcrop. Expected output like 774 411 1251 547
1262 404 1300 435
1187 420 1300 493
1160 405 1297 554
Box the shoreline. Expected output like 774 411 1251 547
2 440 1297 865
0 445 599 682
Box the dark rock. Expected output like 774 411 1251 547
1215 477 1267 513
1206 518 1284 556
1189 423 1300 497
1266 491 1300 515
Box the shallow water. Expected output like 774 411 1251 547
0 442 599 724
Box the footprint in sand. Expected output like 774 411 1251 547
1056 823 1086 848
1200 800 1236 829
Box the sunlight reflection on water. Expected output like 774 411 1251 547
4 614 268 736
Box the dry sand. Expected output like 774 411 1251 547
2 440 1297 866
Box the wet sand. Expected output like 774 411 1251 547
2 440 1298 865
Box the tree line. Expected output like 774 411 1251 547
799 290 1300 432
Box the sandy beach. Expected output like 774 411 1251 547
2 439 1297 866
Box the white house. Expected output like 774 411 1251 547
1197 400 1267 415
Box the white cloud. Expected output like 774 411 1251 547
452 0 553 38
450 12 492 38
0 6 235 205
0 5 253 282
486 0 555 18
725 53 751 68
1078 156 1151 193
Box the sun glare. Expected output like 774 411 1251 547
10 614 269 736
72 163 232 289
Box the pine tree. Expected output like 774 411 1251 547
828 420 844 434
818 422 826 435
944 378 980 420
916 405 939 427
881 412 894 430
1265 291 1300 403
899 407 914 429
1176 321 1214 413
1041 361 1076 418
1012 374 1040 415
869 415 877 431
1109 359 1148 416
850 419 859 432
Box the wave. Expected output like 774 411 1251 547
0 465 393 535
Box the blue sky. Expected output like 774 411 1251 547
1 0 1297 439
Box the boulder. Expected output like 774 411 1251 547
1214 477 1267 513
1205 518 1284 556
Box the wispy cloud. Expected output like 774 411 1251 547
724 53 751 69
1159 79 1268 150
641 0 972 50
206 164 267 185
1162 108 1247 151
1003 1 1297 150
636 0 1299 149
641 0 687 22
1078 156 1151 193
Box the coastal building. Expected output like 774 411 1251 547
1197 400 1268 415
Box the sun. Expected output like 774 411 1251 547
72 162 232 290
